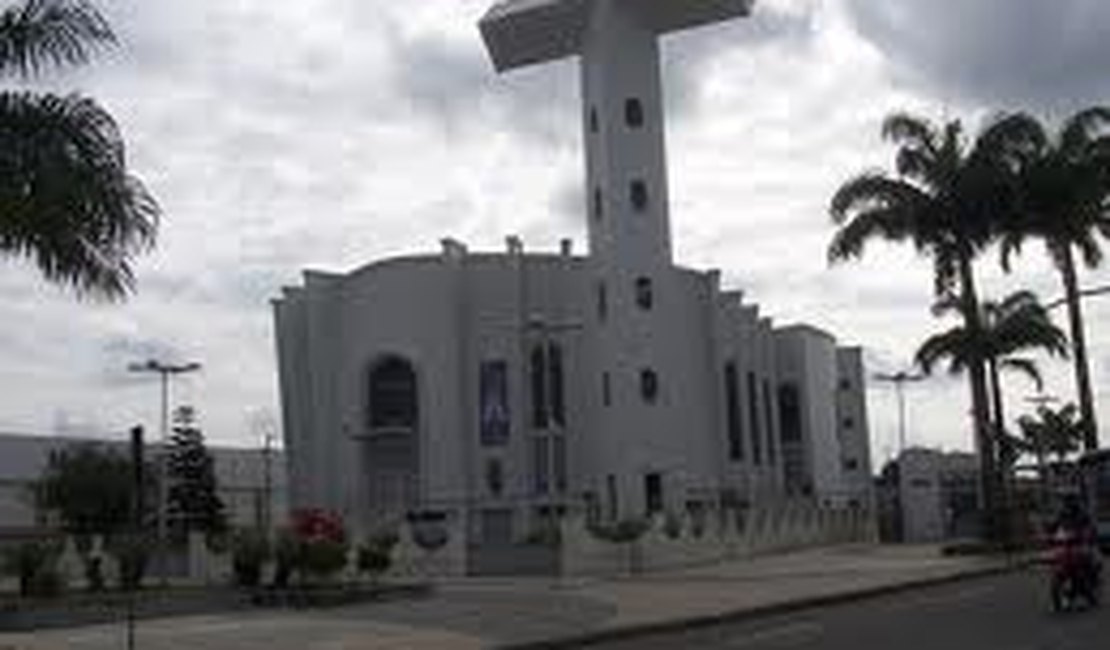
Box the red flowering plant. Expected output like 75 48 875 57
289 509 349 581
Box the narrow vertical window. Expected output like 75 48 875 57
724 362 743 461
479 360 510 446
530 345 548 429
548 343 565 427
597 281 608 322
763 378 777 464
635 277 653 310
486 458 504 496
748 371 762 465
606 474 618 520
589 107 599 133
630 180 648 212
602 371 612 407
778 383 802 442
593 187 603 222
624 98 644 128
644 473 663 514
640 368 659 404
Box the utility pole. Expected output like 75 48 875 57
873 370 926 457
128 359 202 587
127 425 144 650
262 417 274 535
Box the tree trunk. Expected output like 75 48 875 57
989 356 1005 444
958 254 999 542
988 356 1013 546
1059 245 1099 451
1036 445 1049 515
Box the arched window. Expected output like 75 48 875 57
640 368 659 404
625 98 644 128
635 277 653 310
367 356 418 430
630 180 649 212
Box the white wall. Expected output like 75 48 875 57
836 347 873 506
898 448 945 542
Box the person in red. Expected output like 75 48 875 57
1049 492 1102 608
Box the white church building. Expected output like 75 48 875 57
274 0 873 569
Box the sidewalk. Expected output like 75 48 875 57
0 544 1021 650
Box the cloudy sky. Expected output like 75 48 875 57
3 0 1110 465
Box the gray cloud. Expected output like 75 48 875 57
386 0 818 143
844 0 1110 108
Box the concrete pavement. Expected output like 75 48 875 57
592 570 1106 649
0 544 1016 649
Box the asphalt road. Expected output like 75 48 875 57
591 569 1108 650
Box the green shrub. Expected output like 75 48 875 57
2 540 65 598
84 555 105 592
356 536 394 583
300 538 348 579
231 529 271 588
272 528 298 588
107 535 150 590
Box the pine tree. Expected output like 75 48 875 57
167 406 227 543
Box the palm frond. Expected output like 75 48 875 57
973 112 1047 170
1061 106 1110 157
998 357 1042 391
915 326 970 376
0 0 114 78
986 290 1068 358
829 173 929 223
1074 230 1104 268
827 173 933 263
882 113 939 154
0 91 159 300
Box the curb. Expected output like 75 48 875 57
498 562 1027 649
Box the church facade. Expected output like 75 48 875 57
273 0 873 550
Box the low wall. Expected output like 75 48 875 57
561 501 877 577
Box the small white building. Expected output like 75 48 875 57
273 0 873 557
894 448 980 543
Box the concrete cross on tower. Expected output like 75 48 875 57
480 0 753 265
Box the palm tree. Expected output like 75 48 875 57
829 113 1011 539
1018 403 1084 505
0 0 159 299
984 108 1110 451
915 290 1067 545
916 290 1069 443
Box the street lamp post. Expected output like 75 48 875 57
128 359 202 587
873 370 926 458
